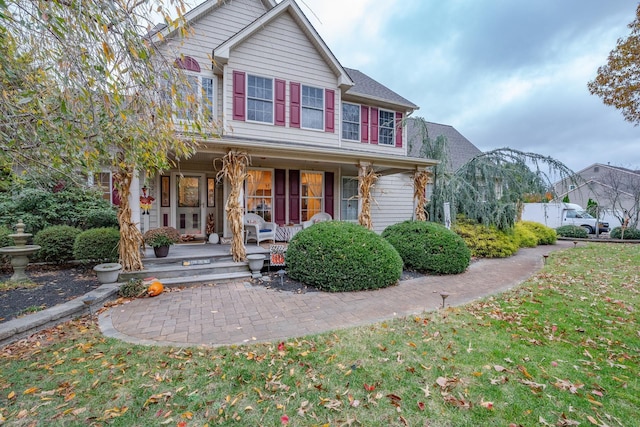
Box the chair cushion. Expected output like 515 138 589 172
260 228 272 233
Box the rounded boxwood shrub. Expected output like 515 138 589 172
453 220 519 258
514 222 537 248
286 221 402 292
610 227 640 240
33 225 82 263
381 220 470 274
73 227 120 264
518 221 557 245
78 208 119 230
555 225 588 239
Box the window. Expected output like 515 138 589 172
174 75 214 122
247 75 273 123
91 172 112 202
302 85 324 129
246 170 273 222
341 177 358 221
379 110 395 145
342 103 360 141
301 172 323 221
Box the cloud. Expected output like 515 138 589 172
297 0 640 171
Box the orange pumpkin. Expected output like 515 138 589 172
147 280 164 297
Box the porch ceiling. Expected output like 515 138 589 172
182 136 437 175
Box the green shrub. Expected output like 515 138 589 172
381 220 470 274
119 278 146 298
0 225 12 263
286 221 402 292
73 227 120 264
0 184 112 235
518 221 557 245
514 222 537 248
78 208 119 230
33 225 82 263
555 225 588 239
453 220 519 258
610 227 640 240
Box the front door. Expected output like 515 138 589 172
175 174 205 236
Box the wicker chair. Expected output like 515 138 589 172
244 213 276 245
302 212 332 229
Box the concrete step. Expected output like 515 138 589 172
158 271 252 287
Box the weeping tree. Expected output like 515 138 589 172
411 119 574 230
1 0 211 270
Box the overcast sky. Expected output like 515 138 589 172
293 0 639 172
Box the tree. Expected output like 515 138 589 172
596 167 640 233
411 118 574 230
1 0 212 270
588 4 640 125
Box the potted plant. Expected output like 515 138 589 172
143 226 181 257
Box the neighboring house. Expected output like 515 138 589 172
407 118 482 172
553 163 640 228
109 0 436 238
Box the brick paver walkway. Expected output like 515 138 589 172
99 241 572 347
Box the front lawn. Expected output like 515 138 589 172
0 243 638 426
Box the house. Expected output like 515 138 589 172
119 0 436 239
407 118 482 172
553 163 640 228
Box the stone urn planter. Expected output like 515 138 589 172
94 263 122 284
246 254 266 278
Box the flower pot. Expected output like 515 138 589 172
153 245 170 258
94 263 122 284
247 254 265 278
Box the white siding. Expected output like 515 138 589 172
224 12 340 146
370 173 415 233
158 0 268 69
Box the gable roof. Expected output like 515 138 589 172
151 0 276 38
343 68 418 111
213 0 354 88
407 118 482 171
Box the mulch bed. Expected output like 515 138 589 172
0 264 100 323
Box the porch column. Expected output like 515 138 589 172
413 168 432 221
130 172 141 231
358 162 378 230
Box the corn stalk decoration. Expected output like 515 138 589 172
113 168 144 272
413 170 432 221
358 164 379 230
216 151 249 262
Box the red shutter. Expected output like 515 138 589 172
370 107 379 144
290 82 300 128
275 79 286 126
274 169 286 225
361 105 369 143
324 89 335 133
289 170 300 223
395 112 403 148
232 71 245 121
324 172 334 216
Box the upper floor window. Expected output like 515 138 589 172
172 56 213 123
342 103 360 141
379 109 395 146
302 85 324 130
174 74 214 122
247 75 273 123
